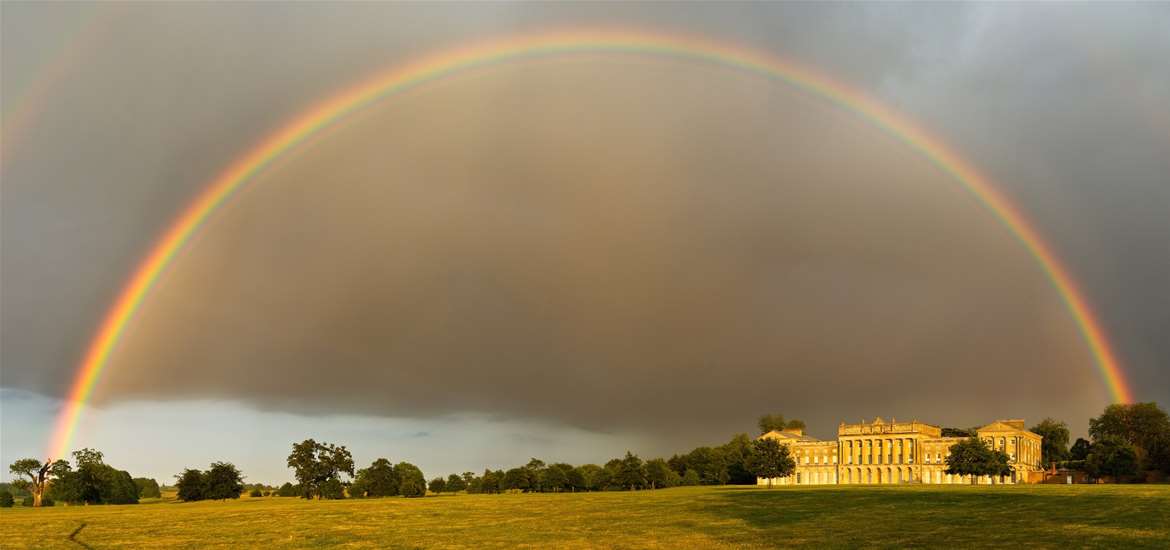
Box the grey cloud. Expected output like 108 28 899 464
2 3 1166 453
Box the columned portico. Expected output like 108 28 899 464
757 418 1044 486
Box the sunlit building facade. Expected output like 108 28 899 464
756 418 1043 486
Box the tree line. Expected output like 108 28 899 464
1030 403 1170 481
7 403 1168 507
5 449 144 507
276 430 803 499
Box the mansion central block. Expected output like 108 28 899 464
756 418 1043 485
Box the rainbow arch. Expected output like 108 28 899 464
47 28 1133 460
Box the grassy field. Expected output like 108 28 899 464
2 485 1168 549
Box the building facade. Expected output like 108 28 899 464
757 417 1043 486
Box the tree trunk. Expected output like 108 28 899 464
32 491 42 508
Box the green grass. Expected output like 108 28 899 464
2 485 1168 549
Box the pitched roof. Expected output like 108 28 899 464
976 420 1039 437
758 430 821 443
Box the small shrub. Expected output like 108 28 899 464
0 492 13 508
249 488 263 497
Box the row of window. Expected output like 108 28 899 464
849 456 910 465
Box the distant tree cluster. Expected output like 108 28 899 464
133 477 162 499
456 454 661 494
8 449 140 506
1081 403 1170 480
757 413 806 434
174 462 246 501
348 457 426 498
277 482 300 497
244 483 275 497
447 432 796 495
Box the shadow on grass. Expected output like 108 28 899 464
690 485 1170 548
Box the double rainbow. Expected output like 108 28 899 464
47 29 1132 460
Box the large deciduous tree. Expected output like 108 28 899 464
523 458 546 493
757 414 786 434
175 469 207 502
644 458 674 489
721 434 757 485
353 458 400 496
1030 418 1071 468
574 464 603 492
445 473 467 493
479 469 503 494
1089 402 1170 473
683 446 729 485
757 414 806 434
617 451 647 491
47 449 137 505
286 439 355 499
503 468 529 492
395 462 426 497
204 462 245 500
351 458 399 498
1085 437 1140 481
541 463 572 492
8 459 57 508
747 437 796 488
945 437 1013 484
1070 438 1092 461
133 478 162 499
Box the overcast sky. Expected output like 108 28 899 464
2 2 1167 482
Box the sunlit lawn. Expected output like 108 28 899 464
2 484 1168 549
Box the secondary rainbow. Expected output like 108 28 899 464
46 29 1133 460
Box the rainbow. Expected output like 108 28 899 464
1 4 119 171
46 29 1133 460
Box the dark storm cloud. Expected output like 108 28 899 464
2 3 1167 448
83 58 1101 442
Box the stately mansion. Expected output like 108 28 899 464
756 418 1044 486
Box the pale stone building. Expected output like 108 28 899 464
757 417 1043 486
